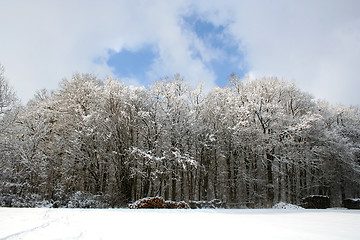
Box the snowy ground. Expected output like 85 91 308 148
0 208 359 240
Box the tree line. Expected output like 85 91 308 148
1 66 359 207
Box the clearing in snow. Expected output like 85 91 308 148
0 208 359 240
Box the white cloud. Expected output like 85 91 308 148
0 0 359 105
0 0 120 102
192 0 360 105
0 0 217 103
146 19 217 88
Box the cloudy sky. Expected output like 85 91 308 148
1 0 359 105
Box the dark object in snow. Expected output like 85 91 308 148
343 198 360 209
301 195 330 209
188 199 225 209
129 196 190 209
273 202 304 209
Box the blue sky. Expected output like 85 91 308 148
107 46 158 85
1 0 360 105
182 14 248 86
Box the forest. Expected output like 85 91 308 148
0 64 359 208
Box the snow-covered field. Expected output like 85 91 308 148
0 208 359 240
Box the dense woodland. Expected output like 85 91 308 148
0 64 359 208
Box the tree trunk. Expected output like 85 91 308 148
266 151 274 206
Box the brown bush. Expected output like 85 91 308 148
164 200 178 208
129 196 165 209
177 201 190 209
129 197 189 209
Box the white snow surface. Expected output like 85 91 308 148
0 208 359 240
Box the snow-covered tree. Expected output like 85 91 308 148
2 70 359 208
